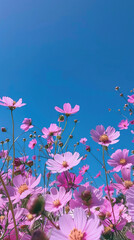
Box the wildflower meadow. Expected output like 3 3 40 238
0 88 133 240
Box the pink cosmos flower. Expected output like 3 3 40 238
94 171 101 178
50 207 103 240
126 231 134 240
46 152 82 173
28 139 37 149
45 187 72 212
70 185 103 210
0 96 26 110
7 174 41 203
80 138 87 144
79 165 89 175
20 118 33 132
118 119 129 130
112 166 133 194
42 124 62 139
128 94 134 104
107 149 134 172
98 199 127 231
55 103 80 116
90 125 120 146
56 172 83 190
126 186 134 222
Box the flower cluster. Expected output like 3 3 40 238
0 95 133 240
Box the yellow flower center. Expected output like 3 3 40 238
62 161 68 168
69 228 84 240
124 181 133 188
53 199 61 207
119 158 126 165
27 214 34 221
13 100 16 105
99 134 109 143
18 183 28 195
0 215 5 222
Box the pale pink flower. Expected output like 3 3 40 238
126 231 134 240
0 96 26 110
45 187 72 212
55 103 80 116
42 124 61 139
80 138 87 144
20 118 33 132
50 208 103 240
118 119 129 130
79 165 89 175
7 174 41 203
107 149 134 172
90 125 120 146
28 139 37 149
128 94 134 104
94 171 101 178
46 152 82 173
126 186 134 222
112 166 133 194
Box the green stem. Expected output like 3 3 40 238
102 146 116 225
11 110 15 180
0 174 18 240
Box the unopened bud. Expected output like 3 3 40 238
74 119 78 123
27 160 33 167
120 93 123 97
115 86 119 91
69 135 73 139
86 145 91 152
57 135 61 140
29 134 33 138
59 141 63 147
5 138 10 143
14 158 21 167
59 115 64 121
27 194 45 215
23 138 26 142
1 127 6 132
31 230 49 240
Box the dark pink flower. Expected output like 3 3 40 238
42 124 61 139
0 96 26 110
94 171 101 178
130 120 134 125
55 103 80 116
107 149 134 172
90 125 120 146
128 94 134 104
56 171 83 190
20 118 33 132
118 119 129 130
50 208 103 240
28 139 37 149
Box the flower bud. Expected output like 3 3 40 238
14 158 21 167
69 135 73 139
1 127 7 132
74 119 78 123
27 160 33 167
115 86 119 91
57 135 61 140
59 115 64 122
58 141 63 147
27 194 45 215
86 145 91 152
31 230 49 240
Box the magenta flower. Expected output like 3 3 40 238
50 207 103 240
56 172 83 190
42 124 62 139
70 185 103 210
79 165 89 175
128 94 134 104
28 139 37 149
0 96 26 110
90 125 120 146
118 119 129 130
55 103 80 116
20 118 33 132
94 171 101 178
126 186 134 222
107 149 134 172
130 120 134 125
112 167 133 194
80 138 87 144
46 152 82 173
45 187 72 212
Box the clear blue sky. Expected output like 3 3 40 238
0 0 134 185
